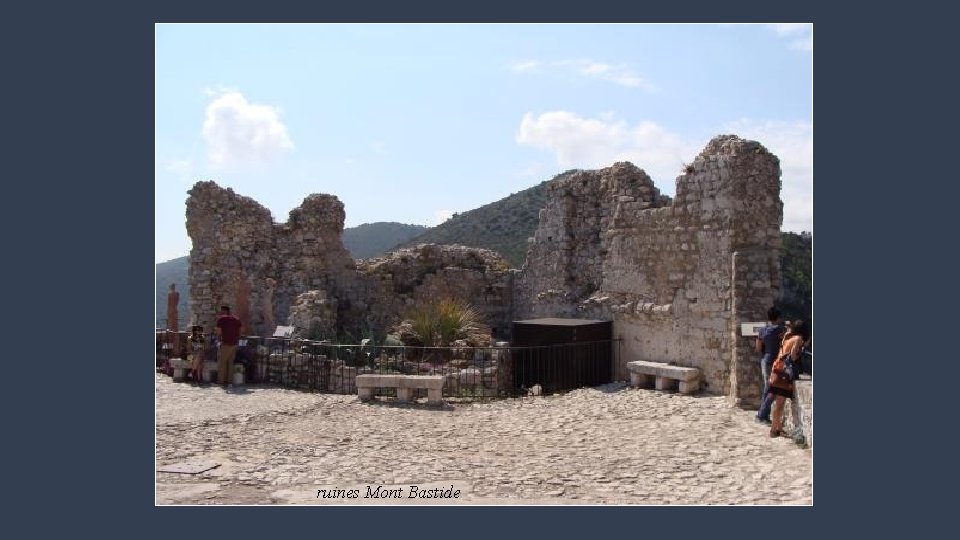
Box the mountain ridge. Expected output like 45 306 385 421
342 221 428 260
394 170 580 266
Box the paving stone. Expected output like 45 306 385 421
156 373 811 505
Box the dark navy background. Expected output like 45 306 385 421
5 0 943 536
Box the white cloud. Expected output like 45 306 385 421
723 119 813 232
510 59 656 91
509 60 541 73
202 90 294 167
770 23 813 51
517 111 628 166
432 209 454 226
569 61 657 91
516 111 697 186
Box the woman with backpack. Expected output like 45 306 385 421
768 319 810 438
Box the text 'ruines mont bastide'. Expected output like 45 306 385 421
317 485 461 500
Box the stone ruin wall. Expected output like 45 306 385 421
355 244 515 341
516 135 782 405
184 134 782 405
513 162 673 318
186 183 513 342
185 182 277 334
271 193 359 328
186 182 359 337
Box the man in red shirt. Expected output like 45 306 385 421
215 305 242 387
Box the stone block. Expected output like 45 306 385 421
655 376 675 391
202 362 218 382
398 375 445 391
678 379 700 394
169 358 191 370
794 379 813 448
626 361 699 382
627 360 701 394
355 374 401 388
356 374 444 404
457 368 482 385
630 372 653 388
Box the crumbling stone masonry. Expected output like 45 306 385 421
355 244 515 340
513 161 673 317
184 134 783 407
186 183 513 343
515 135 782 407
186 183 358 337
286 289 338 340
283 244 514 341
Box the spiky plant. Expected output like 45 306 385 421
435 298 484 347
408 303 438 347
405 297 486 347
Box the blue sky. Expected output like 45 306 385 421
156 23 812 263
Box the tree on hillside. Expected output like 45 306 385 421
777 231 812 323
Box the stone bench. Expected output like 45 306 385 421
626 361 701 394
201 362 219 383
168 361 224 383
169 359 223 383
169 358 191 381
356 374 445 405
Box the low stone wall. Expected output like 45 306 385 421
775 376 813 447
793 378 813 448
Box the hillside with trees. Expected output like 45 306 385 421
776 231 812 322
396 170 579 266
342 222 427 259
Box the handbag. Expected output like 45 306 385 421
769 341 797 386
783 357 798 381
769 365 792 386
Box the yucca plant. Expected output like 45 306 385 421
408 303 438 348
406 297 485 348
435 298 484 347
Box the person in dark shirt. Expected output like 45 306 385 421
755 307 786 424
215 305 242 387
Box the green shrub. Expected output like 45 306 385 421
406 298 486 347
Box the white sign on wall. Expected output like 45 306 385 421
272 325 295 338
740 322 767 337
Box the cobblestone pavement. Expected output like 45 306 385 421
156 374 812 505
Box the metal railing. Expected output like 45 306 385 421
223 337 622 402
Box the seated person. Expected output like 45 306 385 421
188 325 205 381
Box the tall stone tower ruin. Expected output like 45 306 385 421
516 135 783 406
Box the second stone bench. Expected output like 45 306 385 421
356 374 445 405
626 360 701 394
